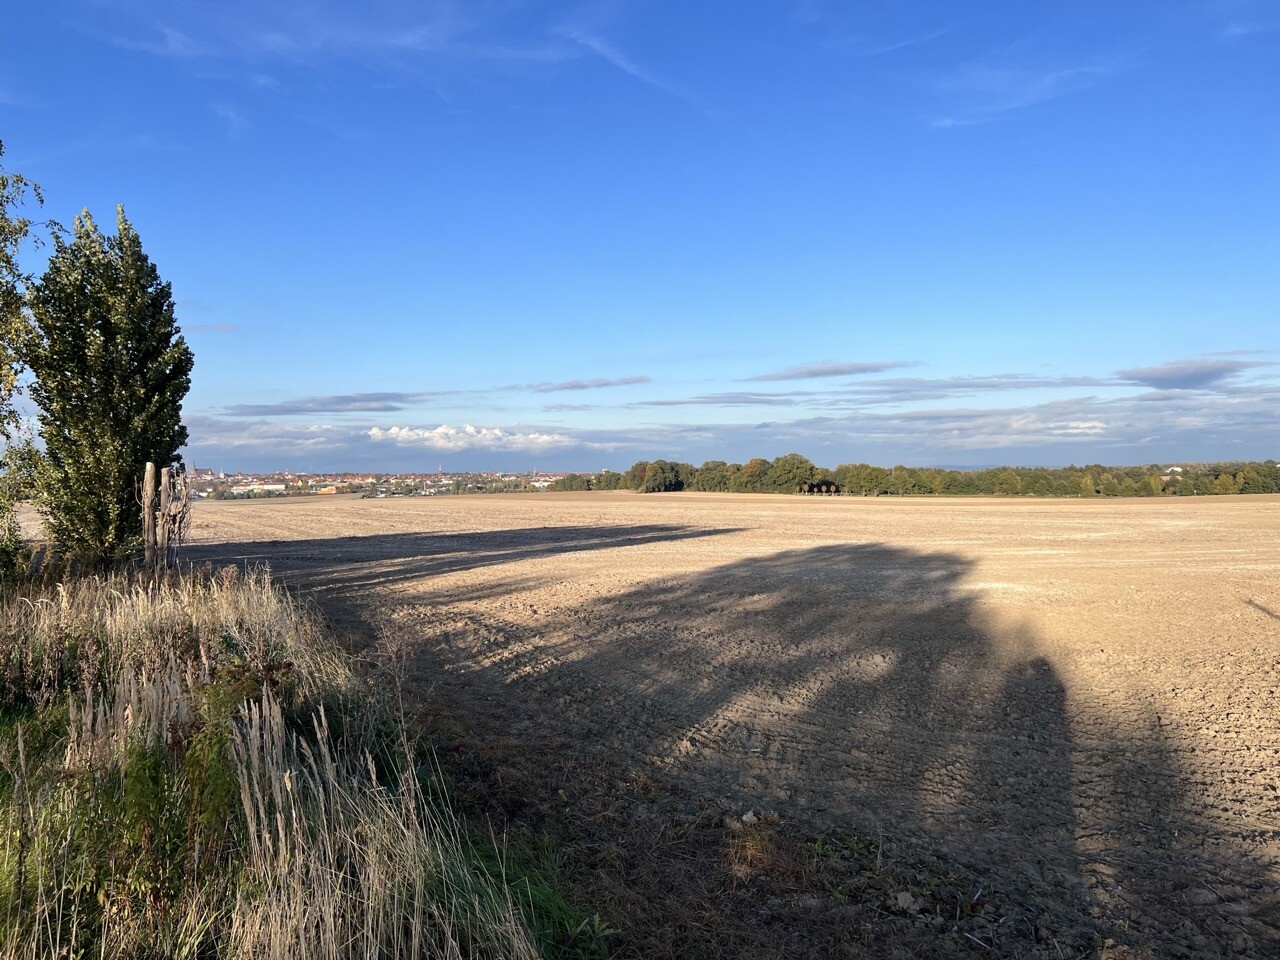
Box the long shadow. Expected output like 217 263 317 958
1245 598 1280 622
184 524 743 594
191 525 1278 956
372 541 1278 957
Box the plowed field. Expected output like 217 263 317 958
189 492 1280 958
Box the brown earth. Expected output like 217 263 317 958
186 492 1280 959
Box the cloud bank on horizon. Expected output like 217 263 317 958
181 354 1280 471
5 1 1275 471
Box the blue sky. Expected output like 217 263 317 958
2 0 1277 472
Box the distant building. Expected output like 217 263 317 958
229 483 287 496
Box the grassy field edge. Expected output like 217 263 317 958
0 566 608 960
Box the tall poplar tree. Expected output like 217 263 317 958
23 206 193 562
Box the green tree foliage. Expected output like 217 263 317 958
691 460 731 492
593 469 625 490
730 457 773 493
766 452 818 492
0 140 51 576
637 459 695 493
1212 471 1241 495
0 140 47 437
623 460 650 490
22 207 194 563
1238 467 1270 494
551 473 590 492
615 457 1279 499
1021 471 1054 496
886 466 922 496
993 468 1022 496
835 463 889 496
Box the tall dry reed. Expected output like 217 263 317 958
0 568 543 959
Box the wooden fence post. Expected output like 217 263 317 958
142 461 157 573
157 467 171 574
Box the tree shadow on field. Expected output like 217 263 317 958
190 524 1279 957
1244 598 1280 622
383 541 1278 957
184 523 742 595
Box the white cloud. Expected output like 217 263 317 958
186 417 357 451
183 355 1280 470
368 423 578 451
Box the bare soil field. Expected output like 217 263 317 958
187 492 1280 958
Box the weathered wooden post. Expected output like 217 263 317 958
157 466 171 574
142 461 157 572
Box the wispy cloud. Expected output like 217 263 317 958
636 392 809 408
847 28 952 59
603 385 1280 461
932 50 1128 128
815 374 1113 407
185 415 360 453
2 133 175 168
99 5 571 76
632 374 1114 410
1116 357 1271 390
224 391 460 416
543 403 597 412
557 26 711 116
113 25 209 59
185 364 1280 470
791 0 826 26
1220 20 1276 40
214 104 249 135
185 352 1280 470
522 375 651 393
221 376 648 417
745 360 915 382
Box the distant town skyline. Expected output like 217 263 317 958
3 1 1277 471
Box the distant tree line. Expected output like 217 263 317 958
549 455 1280 498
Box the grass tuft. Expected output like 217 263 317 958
0 567 561 959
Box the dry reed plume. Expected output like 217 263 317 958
0 568 543 959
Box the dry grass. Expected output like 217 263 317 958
227 694 539 959
0 566 346 709
724 813 810 888
0 568 546 959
